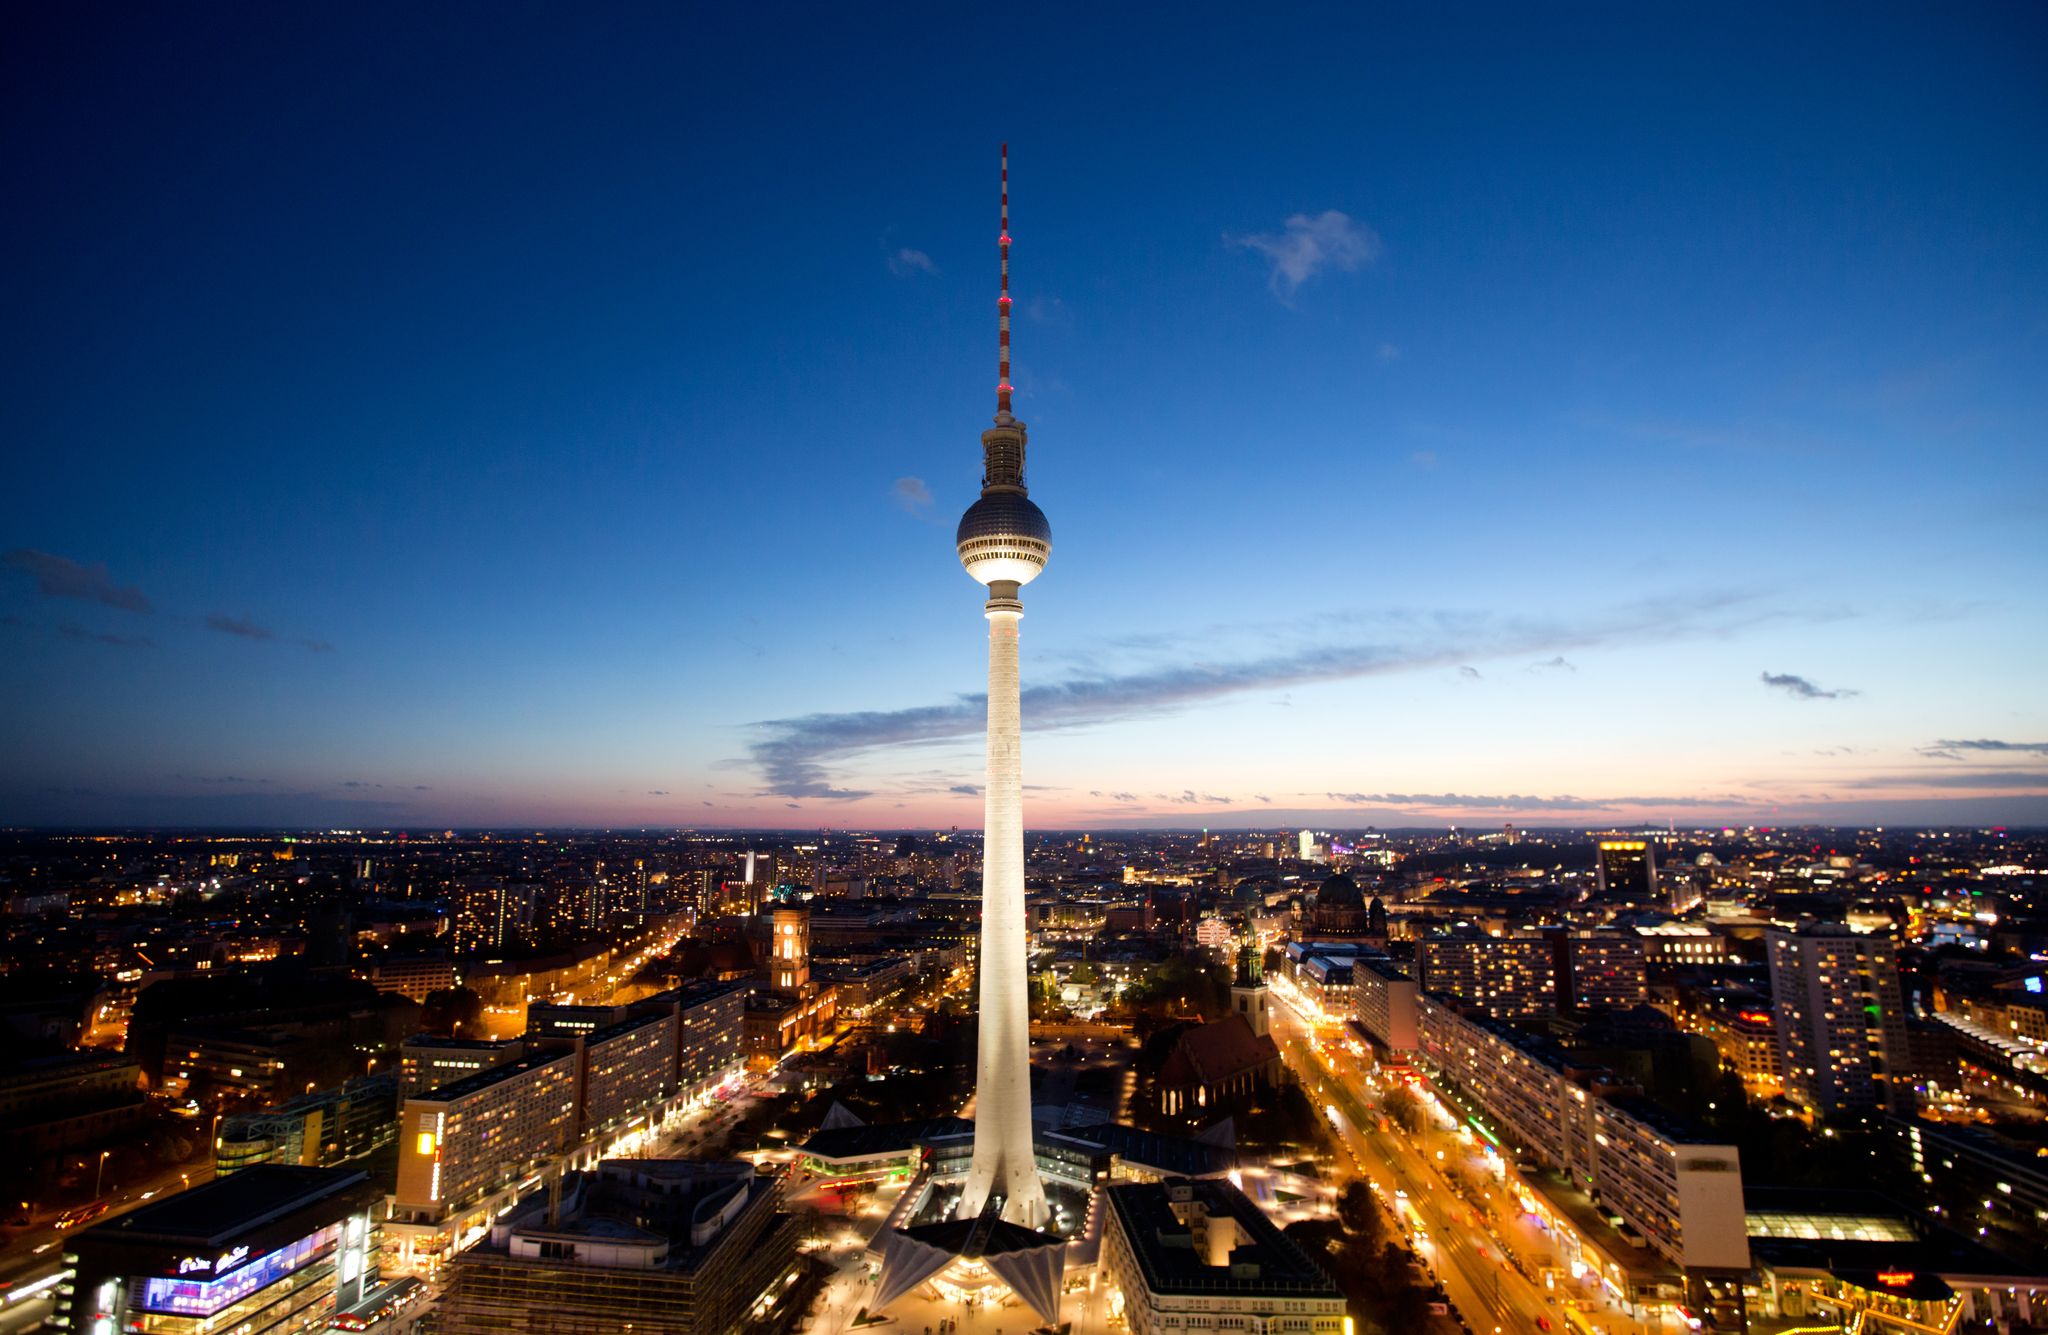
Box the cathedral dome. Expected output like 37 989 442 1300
1316 873 1363 908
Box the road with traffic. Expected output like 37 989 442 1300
1265 977 1655 1335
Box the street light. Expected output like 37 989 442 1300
95 1149 111 1198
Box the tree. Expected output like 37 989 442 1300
1383 1086 1425 1135
1337 1180 1385 1253
421 987 485 1035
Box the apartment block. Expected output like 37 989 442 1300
1351 956 1419 1055
1416 995 1748 1275
1766 920 1911 1118
394 1053 578 1225
399 1036 524 1097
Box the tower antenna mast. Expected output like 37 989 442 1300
998 142 1012 417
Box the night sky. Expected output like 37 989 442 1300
4 5 2045 829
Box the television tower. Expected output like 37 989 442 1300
955 142 1052 1228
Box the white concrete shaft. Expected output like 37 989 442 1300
958 603 1048 1228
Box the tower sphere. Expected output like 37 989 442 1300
956 488 1051 587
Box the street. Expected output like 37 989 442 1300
1265 977 1652 1335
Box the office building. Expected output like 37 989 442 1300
434 1160 800 1335
1101 1177 1345 1335
216 1074 398 1175
59 1165 383 1335
1596 840 1658 903
1766 920 1911 1118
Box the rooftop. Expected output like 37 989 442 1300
87 1166 373 1246
1104 1177 1341 1299
413 1051 572 1104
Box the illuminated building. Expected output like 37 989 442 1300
399 1035 523 1097
742 904 837 1059
1100 1178 1344 1335
215 1074 398 1175
1766 920 1910 1118
1415 933 1557 1015
1595 839 1658 903
1352 955 1419 1054
434 1160 800 1335
390 1053 580 1265
59 1165 383 1335
1304 871 1370 936
1415 995 1749 1287
1562 931 1651 1011
361 955 457 1001
1415 930 1646 1016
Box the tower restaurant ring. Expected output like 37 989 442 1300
957 492 1052 586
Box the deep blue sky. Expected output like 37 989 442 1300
4 4 2045 829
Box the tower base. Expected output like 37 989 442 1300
874 1208 1067 1324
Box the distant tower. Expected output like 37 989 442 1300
1232 941 1270 1038
955 144 1052 1230
770 905 810 992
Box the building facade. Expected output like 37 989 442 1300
1766 920 1911 1118
1101 1177 1345 1335
59 1166 384 1335
1416 995 1749 1276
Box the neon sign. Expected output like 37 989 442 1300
1877 1271 1915 1287
173 1245 249 1276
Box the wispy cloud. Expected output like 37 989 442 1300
1377 342 1401 361
747 592 1782 798
58 622 153 648
1325 790 1760 812
206 612 332 652
1228 210 1381 300
1928 738 2048 756
1457 665 1482 681
207 613 276 641
4 549 152 613
891 477 934 513
1529 656 1576 673
887 247 936 277
1409 450 1439 469
949 783 981 797
1761 671 1858 700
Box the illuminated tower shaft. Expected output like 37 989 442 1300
955 144 1051 1228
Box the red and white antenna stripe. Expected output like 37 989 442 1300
998 142 1012 416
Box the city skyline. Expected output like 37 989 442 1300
5 7 2047 831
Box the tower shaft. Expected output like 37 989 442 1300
958 597 1047 1227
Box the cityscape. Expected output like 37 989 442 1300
4 8 2047 1335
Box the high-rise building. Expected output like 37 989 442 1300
1595 839 1658 902
952 142 1053 1232
1767 920 1910 1118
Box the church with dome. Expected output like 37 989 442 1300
1303 871 1387 942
